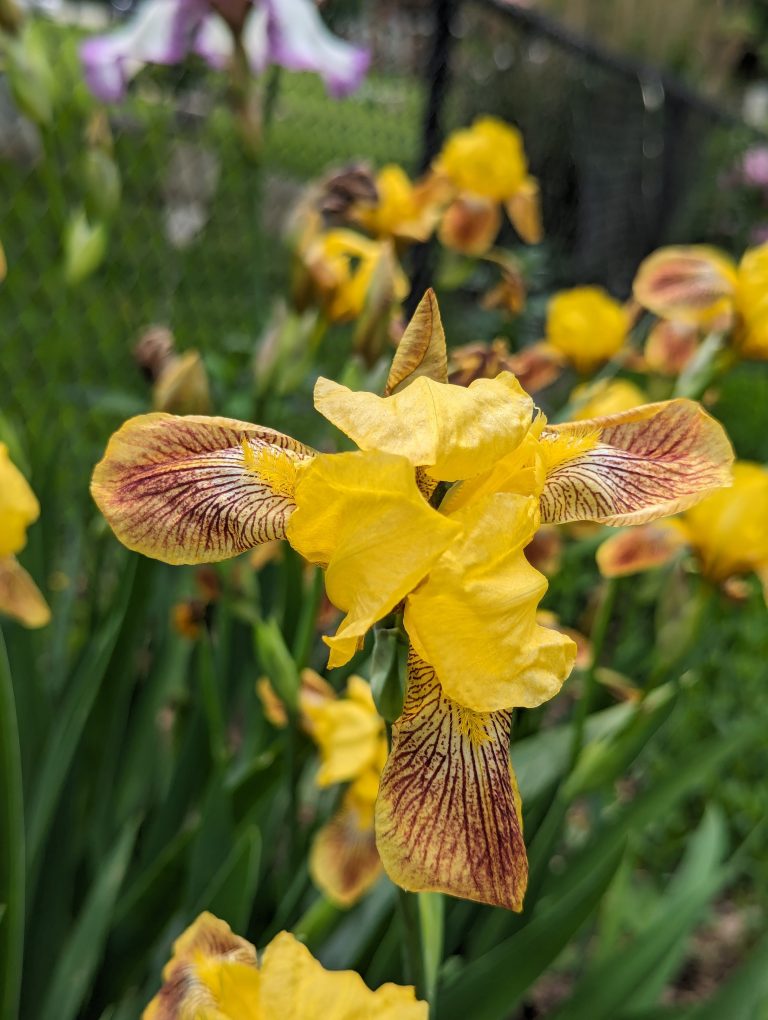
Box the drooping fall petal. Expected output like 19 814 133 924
632 245 738 327
505 177 543 245
644 320 699 375
438 195 501 256
596 521 689 578
0 556 51 628
539 399 734 526
404 493 576 713
314 372 533 482
310 776 383 907
376 651 527 911
287 451 460 667
91 413 314 564
385 288 448 395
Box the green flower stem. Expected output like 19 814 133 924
397 885 426 997
418 891 444 1010
646 576 714 693
292 894 341 950
673 332 736 400
568 578 618 770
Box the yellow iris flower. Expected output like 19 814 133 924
92 289 732 911
0 443 50 629
432 116 542 255
545 286 631 375
143 911 426 1019
306 675 388 906
598 461 768 600
633 242 768 359
569 379 647 421
352 164 443 244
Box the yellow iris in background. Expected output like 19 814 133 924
598 461 768 599
633 241 768 359
545 285 630 375
0 443 50 629
352 164 443 244
432 116 542 254
143 911 426 1019
92 289 732 911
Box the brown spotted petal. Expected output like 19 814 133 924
540 400 733 526
92 413 314 564
385 288 448 395
376 650 527 912
310 779 383 907
0 556 51 628
596 520 689 578
633 246 737 326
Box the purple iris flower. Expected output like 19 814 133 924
80 0 370 103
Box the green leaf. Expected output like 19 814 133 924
26 558 137 888
191 825 261 933
550 808 728 1019
255 617 300 713
418 892 444 1009
38 819 139 1020
0 630 25 1020
437 841 625 1020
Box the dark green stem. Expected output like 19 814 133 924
569 578 618 769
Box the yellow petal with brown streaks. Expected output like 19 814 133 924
505 176 543 245
314 373 533 482
0 556 51 628
596 520 690 578
92 413 314 564
539 399 733 526
376 651 527 911
385 288 448 395
438 195 501 256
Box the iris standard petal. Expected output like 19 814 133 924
539 399 734 526
286 451 460 668
404 493 576 713
385 288 448 395
91 413 314 564
314 372 534 482
264 0 370 97
376 650 527 911
80 0 208 103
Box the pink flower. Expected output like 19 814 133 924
80 0 369 103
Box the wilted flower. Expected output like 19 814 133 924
598 461 768 601
545 286 630 375
433 116 541 255
144 911 426 1019
80 0 370 104
633 242 768 359
448 338 563 394
0 443 50 628
92 289 732 910
306 675 387 905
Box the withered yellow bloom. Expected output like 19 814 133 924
598 461 768 600
545 286 630 374
93 289 732 911
633 242 768 359
306 675 387 906
144 911 426 1019
433 116 542 254
0 443 50 628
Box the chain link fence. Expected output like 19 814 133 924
1 0 761 513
